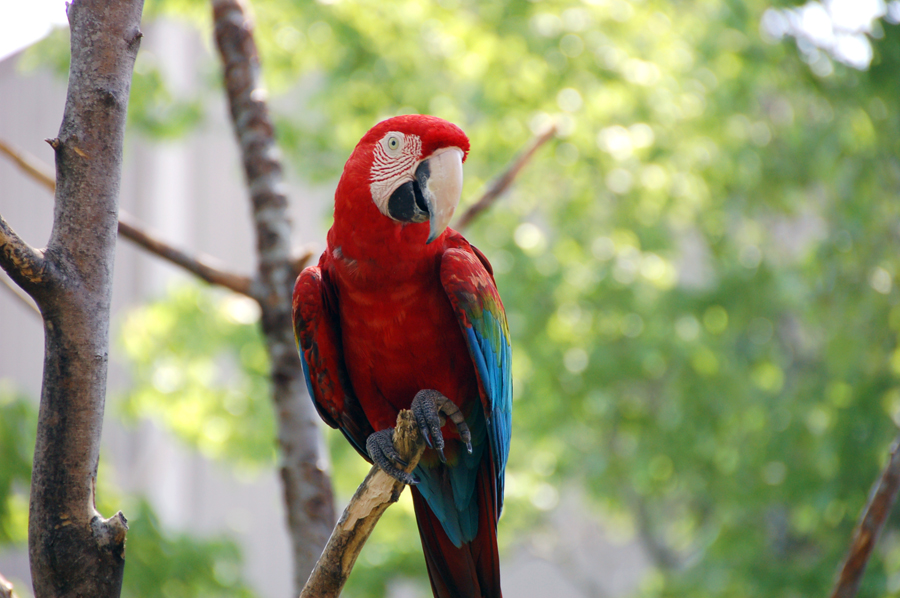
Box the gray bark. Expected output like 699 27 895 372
211 0 335 590
0 0 143 595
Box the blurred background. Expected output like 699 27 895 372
2 0 900 596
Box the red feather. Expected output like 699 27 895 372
293 115 504 597
412 456 501 598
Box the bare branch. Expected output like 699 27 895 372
212 0 334 589
454 123 557 230
830 433 900 598
291 248 315 279
0 138 56 192
0 137 256 297
629 488 682 570
0 213 47 294
117 214 253 296
0 270 41 315
300 410 426 598
0 573 19 598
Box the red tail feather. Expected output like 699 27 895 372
411 457 502 598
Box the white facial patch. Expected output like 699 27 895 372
370 132 422 213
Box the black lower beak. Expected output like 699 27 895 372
387 161 432 223
384 150 462 243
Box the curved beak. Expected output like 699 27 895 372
415 148 464 244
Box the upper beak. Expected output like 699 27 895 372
415 148 464 244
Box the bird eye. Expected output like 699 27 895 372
388 136 400 150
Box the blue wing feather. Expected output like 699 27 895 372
412 241 512 548
414 430 485 547
440 243 512 518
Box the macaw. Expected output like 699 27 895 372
292 114 511 598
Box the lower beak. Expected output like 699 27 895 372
416 148 464 244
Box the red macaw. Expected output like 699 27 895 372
292 114 511 598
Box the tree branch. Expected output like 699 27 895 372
0 270 41 315
300 410 425 598
211 0 334 590
630 488 682 570
0 139 56 192
454 123 557 230
0 213 47 298
117 214 254 296
829 433 900 598
0 137 259 297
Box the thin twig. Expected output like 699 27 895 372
0 270 40 315
300 410 426 598
117 214 253 296
830 433 900 598
0 139 56 192
0 137 256 297
0 572 19 598
454 123 557 230
290 248 316 279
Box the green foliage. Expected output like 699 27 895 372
233 2 900 595
118 285 276 468
129 52 205 139
0 384 36 545
18 27 70 77
121 500 258 598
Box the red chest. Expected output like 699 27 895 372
336 273 478 431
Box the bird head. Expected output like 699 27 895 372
335 115 470 245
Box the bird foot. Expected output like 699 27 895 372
366 428 418 486
411 389 473 463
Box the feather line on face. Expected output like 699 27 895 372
370 131 422 212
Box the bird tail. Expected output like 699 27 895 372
411 456 502 598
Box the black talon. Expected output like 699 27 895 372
412 389 470 464
366 428 416 486
419 425 434 449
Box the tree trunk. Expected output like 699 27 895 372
211 0 335 590
0 0 143 595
